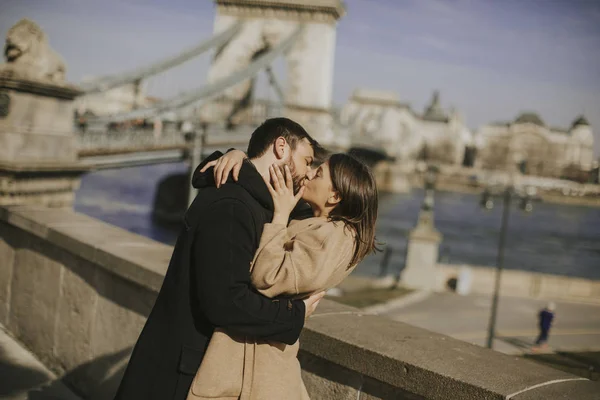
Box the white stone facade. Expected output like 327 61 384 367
199 0 344 145
339 89 473 165
475 113 595 177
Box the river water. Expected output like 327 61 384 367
74 163 600 280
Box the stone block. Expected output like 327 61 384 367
54 252 98 373
46 222 117 262
360 376 426 400
0 84 77 163
9 247 62 365
93 241 171 293
510 379 600 400
302 312 576 400
5 206 90 239
0 72 84 208
311 298 360 317
299 351 426 400
6 205 57 238
0 218 30 249
299 352 362 400
92 266 156 357
0 234 15 325
0 131 76 163
79 268 155 397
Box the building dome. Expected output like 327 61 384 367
422 90 448 122
571 115 590 128
514 112 545 127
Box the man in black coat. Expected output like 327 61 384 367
114 118 325 400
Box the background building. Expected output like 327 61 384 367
475 113 594 178
339 89 473 165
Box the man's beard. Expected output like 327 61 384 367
281 159 304 194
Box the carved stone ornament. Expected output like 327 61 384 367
0 18 66 84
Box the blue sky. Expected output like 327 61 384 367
2 0 599 155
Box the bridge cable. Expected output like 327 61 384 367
88 25 304 124
79 23 243 94
265 66 285 104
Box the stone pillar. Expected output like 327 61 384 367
203 0 345 144
283 12 341 146
400 209 442 291
0 19 86 208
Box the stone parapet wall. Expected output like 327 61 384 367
1 205 598 399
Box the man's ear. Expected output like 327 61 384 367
274 137 288 160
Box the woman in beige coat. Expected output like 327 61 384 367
187 151 379 400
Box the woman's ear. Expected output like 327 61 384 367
328 191 342 206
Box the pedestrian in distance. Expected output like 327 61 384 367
532 302 556 352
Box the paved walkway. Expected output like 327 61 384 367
0 325 80 400
380 292 600 355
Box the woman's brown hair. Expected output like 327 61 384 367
327 153 379 267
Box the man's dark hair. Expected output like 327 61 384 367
247 117 319 159
312 143 331 166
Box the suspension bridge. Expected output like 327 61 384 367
72 0 390 169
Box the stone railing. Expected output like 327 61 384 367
76 127 186 152
75 126 254 157
1 205 599 399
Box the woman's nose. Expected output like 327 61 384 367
306 169 316 180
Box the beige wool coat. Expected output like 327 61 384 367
187 217 357 400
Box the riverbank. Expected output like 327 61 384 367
383 161 600 208
431 181 600 208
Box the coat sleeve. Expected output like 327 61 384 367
250 222 354 298
192 199 304 345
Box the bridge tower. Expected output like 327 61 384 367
200 0 345 145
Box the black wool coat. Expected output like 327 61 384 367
114 152 306 400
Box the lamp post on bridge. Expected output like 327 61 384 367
184 121 207 207
480 184 535 349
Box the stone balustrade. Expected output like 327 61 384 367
1 205 599 399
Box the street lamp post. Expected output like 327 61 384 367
481 185 534 349
400 164 442 291
184 122 206 207
422 164 439 212
415 164 440 233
